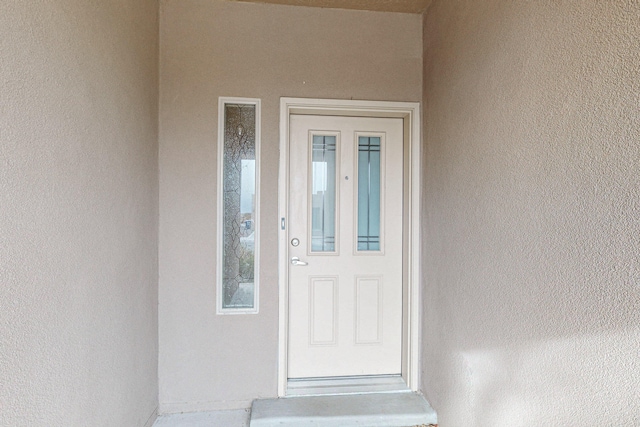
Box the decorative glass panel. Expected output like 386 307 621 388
222 103 257 309
310 135 337 252
357 136 381 251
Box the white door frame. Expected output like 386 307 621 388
278 98 421 397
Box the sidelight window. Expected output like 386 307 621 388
217 98 260 313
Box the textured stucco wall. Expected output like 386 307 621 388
1 1 159 426
421 0 640 425
159 0 421 413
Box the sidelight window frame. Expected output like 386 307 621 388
216 97 261 314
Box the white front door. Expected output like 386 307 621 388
287 114 404 379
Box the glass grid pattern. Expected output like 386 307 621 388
357 136 381 251
310 135 337 252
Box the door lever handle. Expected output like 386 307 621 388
291 256 308 266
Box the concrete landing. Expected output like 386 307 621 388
250 392 437 427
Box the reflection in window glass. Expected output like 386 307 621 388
357 136 381 251
310 135 337 252
222 104 256 309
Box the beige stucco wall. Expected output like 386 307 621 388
158 0 421 412
421 0 640 425
1 1 159 426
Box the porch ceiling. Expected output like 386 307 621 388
227 0 432 14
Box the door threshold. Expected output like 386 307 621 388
286 375 409 397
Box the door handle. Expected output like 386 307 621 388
291 256 308 266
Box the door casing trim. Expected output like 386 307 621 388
278 98 421 396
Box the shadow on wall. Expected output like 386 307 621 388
439 328 640 426
420 0 640 425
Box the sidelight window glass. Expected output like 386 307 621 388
218 98 260 313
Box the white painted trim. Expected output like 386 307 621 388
407 103 422 392
278 98 421 396
217 97 261 315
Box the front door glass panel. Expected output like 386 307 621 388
357 136 381 251
310 135 337 252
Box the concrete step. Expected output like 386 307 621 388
249 392 437 427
